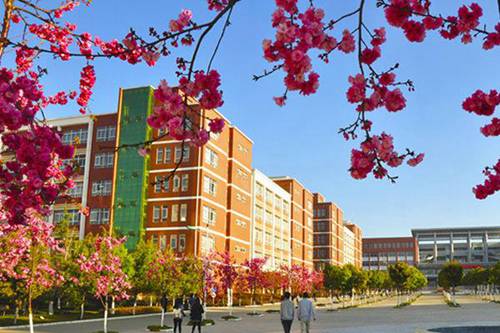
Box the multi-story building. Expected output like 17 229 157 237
251 169 292 270
4 85 365 270
312 194 363 269
109 87 254 261
271 177 314 269
312 193 344 270
9 113 118 239
412 226 500 285
343 221 362 268
362 237 418 271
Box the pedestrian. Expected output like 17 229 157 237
188 293 196 310
173 298 185 333
280 292 294 333
190 296 204 333
297 292 316 333
160 294 168 312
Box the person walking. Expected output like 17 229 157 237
173 298 185 333
190 296 204 333
297 292 316 333
280 292 294 333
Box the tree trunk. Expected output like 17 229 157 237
48 301 54 315
0 0 14 57
160 308 165 328
13 303 18 324
80 295 86 320
28 290 34 333
111 297 115 315
103 297 109 333
133 298 137 315
57 297 61 311
149 295 153 307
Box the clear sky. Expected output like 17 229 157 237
5 1 499 237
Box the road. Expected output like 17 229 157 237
3 294 500 333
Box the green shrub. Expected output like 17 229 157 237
187 319 215 326
114 306 162 316
146 324 172 331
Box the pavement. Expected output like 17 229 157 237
2 294 500 333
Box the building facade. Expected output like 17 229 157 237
251 169 292 270
412 226 500 285
344 222 362 268
362 237 418 271
6 86 364 270
271 177 315 270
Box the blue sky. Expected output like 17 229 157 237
6 1 499 237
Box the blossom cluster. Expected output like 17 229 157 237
384 0 499 49
350 133 424 180
462 89 499 199
0 68 76 224
147 72 225 147
76 236 130 301
473 160 500 200
0 218 63 289
263 0 341 105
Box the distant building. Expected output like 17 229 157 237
412 226 500 285
251 169 292 270
271 177 315 270
312 193 363 270
362 237 418 270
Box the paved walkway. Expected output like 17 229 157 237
3 294 500 333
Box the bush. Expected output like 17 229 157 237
265 309 279 313
113 306 162 316
147 325 172 332
221 315 240 321
187 319 215 326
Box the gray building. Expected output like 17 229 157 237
412 226 500 286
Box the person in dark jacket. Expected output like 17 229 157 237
160 294 168 312
190 296 204 333
173 298 185 333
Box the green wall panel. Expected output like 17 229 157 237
113 87 153 250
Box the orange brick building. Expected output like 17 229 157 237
10 86 363 270
271 177 314 270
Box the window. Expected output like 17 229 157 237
62 128 88 145
172 204 179 222
161 206 168 221
236 219 247 228
180 204 187 222
160 235 167 250
156 148 164 164
202 206 216 225
170 235 178 249
64 154 86 172
92 180 112 196
283 201 290 216
201 235 215 254
236 192 246 202
237 168 248 179
255 206 264 221
95 126 116 142
179 234 186 252
204 147 218 167
203 176 217 196
94 152 113 168
67 182 83 198
255 228 263 243
266 190 273 204
265 232 272 245
153 206 161 223
53 209 80 225
181 174 189 191
154 176 162 193
173 175 180 192
165 147 172 162
256 183 264 198
90 208 110 225
175 146 190 163
238 144 248 153
151 234 158 245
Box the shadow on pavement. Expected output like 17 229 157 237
429 327 500 333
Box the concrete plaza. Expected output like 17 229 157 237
3 293 500 333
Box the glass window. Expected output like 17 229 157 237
165 147 172 162
92 180 112 196
204 147 218 167
89 208 110 225
173 175 180 192
172 204 179 222
203 176 217 196
156 148 164 164
160 235 167 250
181 174 189 192
153 206 160 223
96 126 116 142
170 235 178 249
175 146 190 163
180 204 187 222
67 182 83 198
161 206 168 221
62 128 88 145
202 206 216 225
53 209 80 225
179 234 186 252
94 152 114 168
